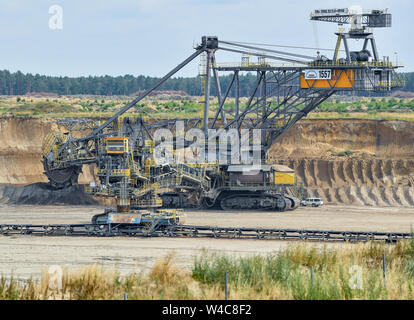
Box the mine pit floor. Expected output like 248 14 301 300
0 204 412 280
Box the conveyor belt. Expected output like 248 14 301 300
0 223 411 243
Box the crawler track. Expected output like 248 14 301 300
0 223 411 243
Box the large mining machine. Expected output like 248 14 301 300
41 8 403 225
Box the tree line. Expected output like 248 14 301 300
401 72 414 92
0 69 413 97
0 70 261 97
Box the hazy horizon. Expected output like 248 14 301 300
0 0 412 78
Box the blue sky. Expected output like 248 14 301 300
0 0 411 77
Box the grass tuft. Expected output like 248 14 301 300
2 239 414 300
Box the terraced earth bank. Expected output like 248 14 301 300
0 117 95 185
271 119 414 206
0 117 97 205
0 117 413 206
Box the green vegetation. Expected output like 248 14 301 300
0 69 413 97
307 112 414 122
1 95 414 122
333 149 354 157
402 72 414 92
1 240 414 300
316 97 414 113
0 70 262 97
0 96 206 118
192 239 414 300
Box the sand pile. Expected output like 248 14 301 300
0 183 98 205
0 117 95 185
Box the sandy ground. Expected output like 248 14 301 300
0 204 413 280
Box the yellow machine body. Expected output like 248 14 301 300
106 137 129 154
300 69 354 89
273 165 296 185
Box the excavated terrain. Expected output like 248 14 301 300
270 119 414 206
0 117 413 206
0 117 412 281
0 117 95 185
0 183 97 205
0 117 97 204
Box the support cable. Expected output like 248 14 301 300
221 40 344 52
219 40 316 60
218 46 309 65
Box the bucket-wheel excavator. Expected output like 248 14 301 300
41 8 404 226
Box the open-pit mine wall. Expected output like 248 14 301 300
0 117 95 185
0 117 413 206
270 119 414 206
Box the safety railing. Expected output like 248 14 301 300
376 80 406 88
213 61 304 68
174 164 211 189
309 60 401 68
94 168 131 177
224 181 276 188
213 60 403 69
84 185 112 196
131 198 163 208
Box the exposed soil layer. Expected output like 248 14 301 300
270 119 414 206
271 119 414 160
277 159 414 206
0 117 94 185
0 117 413 206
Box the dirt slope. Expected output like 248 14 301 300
0 117 413 206
270 119 414 206
0 117 94 185
270 119 414 159
0 183 98 205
